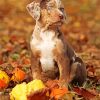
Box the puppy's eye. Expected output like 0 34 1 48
59 7 64 12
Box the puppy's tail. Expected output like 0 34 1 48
70 57 87 86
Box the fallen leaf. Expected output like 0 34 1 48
0 70 10 89
5 43 14 52
73 87 96 100
46 80 59 89
50 87 68 99
0 60 3 65
22 58 31 65
27 89 49 100
11 53 20 61
10 61 19 68
0 79 7 89
11 68 26 82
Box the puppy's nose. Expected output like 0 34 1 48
59 14 64 19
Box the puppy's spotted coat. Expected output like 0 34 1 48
27 0 87 85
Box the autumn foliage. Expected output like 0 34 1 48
0 70 10 89
11 68 26 82
0 0 100 100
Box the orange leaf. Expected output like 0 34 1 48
50 88 68 99
0 79 7 89
11 68 26 82
22 58 31 65
0 70 9 89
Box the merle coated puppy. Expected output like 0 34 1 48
27 0 87 85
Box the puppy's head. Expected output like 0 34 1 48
27 0 66 27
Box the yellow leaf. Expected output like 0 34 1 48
10 79 46 100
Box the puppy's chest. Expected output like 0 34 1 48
31 31 57 72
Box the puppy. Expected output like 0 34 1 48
27 0 87 85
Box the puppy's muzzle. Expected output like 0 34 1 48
59 7 67 21
59 14 64 19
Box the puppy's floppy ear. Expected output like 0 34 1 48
26 1 40 20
